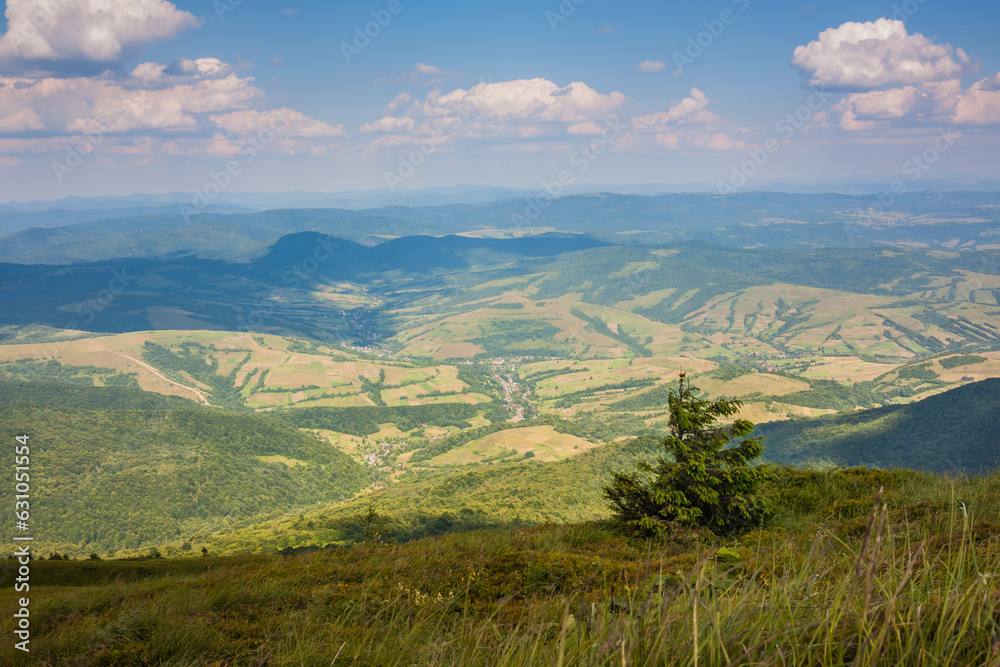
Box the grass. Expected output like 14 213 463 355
8 466 1000 665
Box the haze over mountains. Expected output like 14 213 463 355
2 189 999 265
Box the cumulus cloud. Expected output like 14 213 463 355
567 121 606 135
164 57 233 79
211 108 345 138
790 19 1000 137
637 60 667 73
627 88 748 151
952 74 1000 125
833 80 958 130
385 92 412 113
414 62 442 76
0 56 345 164
360 78 626 148
360 116 416 133
358 82 747 154
833 74 1000 130
62 73 265 133
0 0 199 64
632 88 710 127
792 19 965 90
432 78 625 124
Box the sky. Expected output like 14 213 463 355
1 0 1000 201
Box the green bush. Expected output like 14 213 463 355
604 373 774 535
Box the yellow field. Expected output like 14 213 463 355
932 352 1000 383
0 330 490 412
719 373 810 396
427 426 598 466
525 356 716 405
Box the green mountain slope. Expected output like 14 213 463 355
201 435 663 553
0 398 369 554
0 379 203 411
757 378 1000 473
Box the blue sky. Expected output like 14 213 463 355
1 0 999 201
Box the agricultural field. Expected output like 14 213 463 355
2 241 1000 488
0 330 493 415
426 425 599 466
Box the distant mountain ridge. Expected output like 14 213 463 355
252 232 612 276
2 190 1000 264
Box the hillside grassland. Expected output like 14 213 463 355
427 425 599 465
7 467 1000 665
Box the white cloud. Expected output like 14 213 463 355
952 74 1000 125
360 116 415 133
632 88 710 128
0 58 346 164
637 60 667 73
627 88 748 152
65 73 264 132
165 57 233 79
131 61 167 82
567 121 605 135
833 75 1000 130
433 78 625 124
792 19 964 90
211 108 345 138
360 78 626 149
414 62 442 75
0 105 44 131
0 0 199 63
385 92 412 113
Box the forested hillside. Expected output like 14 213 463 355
756 378 1000 473
0 396 369 554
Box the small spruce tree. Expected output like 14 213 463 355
604 372 774 535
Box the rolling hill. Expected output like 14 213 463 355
0 386 370 554
756 378 1000 473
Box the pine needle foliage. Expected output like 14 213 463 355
604 372 774 534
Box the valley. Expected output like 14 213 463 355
1 212 999 558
